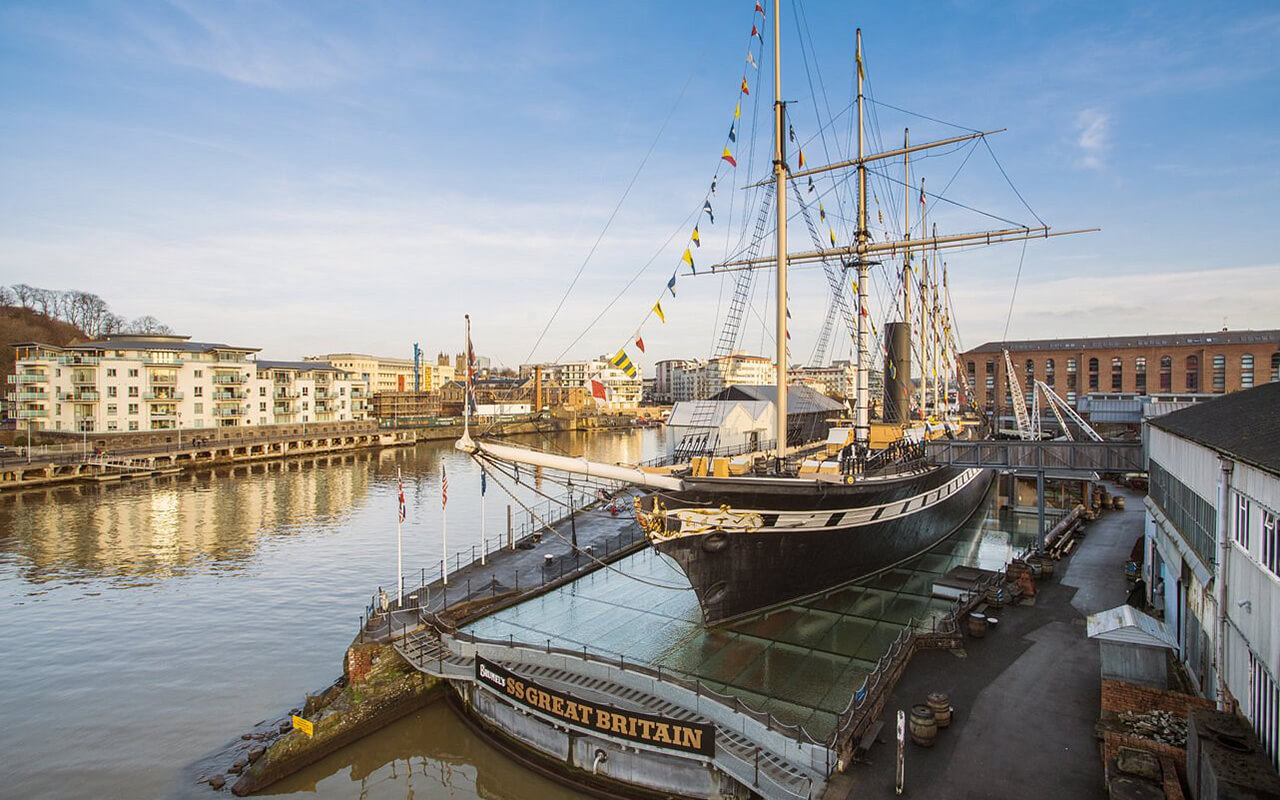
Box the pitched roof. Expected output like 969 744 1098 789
964 329 1280 355
712 384 845 414
1147 382 1280 476
1086 605 1176 649
256 359 341 372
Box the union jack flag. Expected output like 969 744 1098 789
398 478 406 523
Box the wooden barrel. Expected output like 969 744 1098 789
926 692 952 728
909 704 937 747
985 585 1005 608
1114 496 1125 510
1028 559 1044 579
967 612 988 638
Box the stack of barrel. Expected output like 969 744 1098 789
908 692 953 747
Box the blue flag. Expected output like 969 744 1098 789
728 123 736 143
480 466 487 496
703 200 714 224
667 274 677 297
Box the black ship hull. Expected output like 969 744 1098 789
639 465 993 624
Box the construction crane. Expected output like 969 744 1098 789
1003 348 1035 440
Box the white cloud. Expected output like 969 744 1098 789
1074 108 1109 170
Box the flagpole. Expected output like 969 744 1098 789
441 464 449 586
480 469 486 567
463 314 471 439
396 466 403 605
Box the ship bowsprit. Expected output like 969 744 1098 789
639 466 994 624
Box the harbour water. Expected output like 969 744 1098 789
0 429 667 800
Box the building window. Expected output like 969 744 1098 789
1263 511 1279 578
259 402 267 412
1272 353 1280 383
106 368 116 377
1160 355 1172 392
1045 358 1055 385
107 421 118 431
1025 358 1035 376
1241 354 1254 388
1248 651 1279 770
1111 357 1123 391
1149 458 1217 569
128 403 138 415
967 361 976 375
1066 358 1077 374
128 421 139 431
194 370 203 378
1066 391 1077 405
302 387 309 395
128 369 138 377
1233 492 1251 551
260 417 267 425
1186 355 1199 391
108 386 117 398
985 359 995 375
1135 357 1146 393
1088 357 1099 391
128 386 139 397
194 386 203 397
259 386 267 396
1212 354 1226 392
194 403 203 413
107 404 117 415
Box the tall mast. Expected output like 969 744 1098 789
772 0 788 463
853 28 870 450
919 179 928 419
902 128 913 420
932 222 942 416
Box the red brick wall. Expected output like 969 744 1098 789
1100 678 1215 716
345 644 378 684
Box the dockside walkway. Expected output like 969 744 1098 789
835 486 1142 799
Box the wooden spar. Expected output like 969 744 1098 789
772 0 788 463
455 434 686 492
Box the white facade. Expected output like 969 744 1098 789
1145 421 1280 773
659 353 777 403
789 361 857 400
7 335 367 433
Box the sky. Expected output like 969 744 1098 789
1 0 1278 373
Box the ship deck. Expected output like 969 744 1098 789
463 485 1050 741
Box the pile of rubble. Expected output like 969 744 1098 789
1115 709 1187 747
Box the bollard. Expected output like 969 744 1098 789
896 709 906 795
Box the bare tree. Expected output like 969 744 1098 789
0 286 14 307
127 315 172 335
10 284 38 310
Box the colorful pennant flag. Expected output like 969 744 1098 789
653 301 666 323
590 378 609 401
691 226 701 247
703 201 715 223
728 122 736 142
919 181 927 206
798 149 806 168
480 465 486 496
755 2 764 14
807 176 815 193
610 349 637 379
398 477 406 523
789 124 795 143
829 228 836 246
752 24 763 41
711 177 717 195
819 202 826 222
721 147 737 167
682 246 696 273
635 336 645 353
734 102 741 119
666 274 677 297
747 50 757 69
741 76 750 95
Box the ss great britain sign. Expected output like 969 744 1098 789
475 657 716 757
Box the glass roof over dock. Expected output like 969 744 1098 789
464 488 1046 741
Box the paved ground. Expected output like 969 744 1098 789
367 493 646 639
838 485 1146 800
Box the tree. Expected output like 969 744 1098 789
127 315 172 335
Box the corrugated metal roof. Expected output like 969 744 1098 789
1148 382 1280 476
1086 605 1176 649
965 329 1280 354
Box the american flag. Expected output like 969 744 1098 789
398 478 406 523
441 465 448 509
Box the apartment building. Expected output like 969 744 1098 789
962 329 1280 413
306 352 432 394
7 334 366 433
1143 383 1280 771
520 358 642 411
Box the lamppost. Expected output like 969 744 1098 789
177 411 182 450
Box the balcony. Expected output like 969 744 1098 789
9 373 48 384
273 403 294 415
273 389 298 399
149 374 178 386
71 374 97 386
212 407 244 417
9 391 49 401
212 390 244 401
16 408 48 419
58 390 101 402
144 391 184 401
58 355 100 365
212 374 247 385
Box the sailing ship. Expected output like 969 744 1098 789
458 4 1091 624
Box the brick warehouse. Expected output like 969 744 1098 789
961 329 1280 413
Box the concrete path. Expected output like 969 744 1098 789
367 493 646 639
840 485 1145 799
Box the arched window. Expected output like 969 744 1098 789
1159 355 1172 392
1186 355 1199 392
1135 356 1147 393
1241 354 1254 389
1271 352 1280 383
1088 357 1099 391
1212 354 1226 392
1045 358 1055 386
1111 357 1123 391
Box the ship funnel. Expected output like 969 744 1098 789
883 321 912 423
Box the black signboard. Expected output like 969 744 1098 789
474 656 715 757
